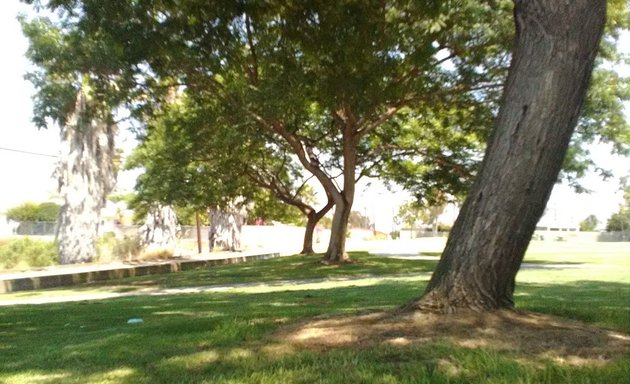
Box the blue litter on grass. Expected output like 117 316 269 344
127 318 144 324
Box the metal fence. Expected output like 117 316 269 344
12 221 58 236
597 231 630 242
7 221 630 243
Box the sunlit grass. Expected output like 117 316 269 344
0 251 437 302
0 242 628 383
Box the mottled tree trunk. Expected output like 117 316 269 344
56 86 116 264
208 208 243 252
406 0 606 313
139 205 178 254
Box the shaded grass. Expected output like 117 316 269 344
0 244 629 383
0 277 628 384
85 252 437 289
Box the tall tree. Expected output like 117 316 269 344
606 184 630 232
405 0 607 313
579 214 599 232
126 96 333 254
55 83 117 264
20 1 510 263
21 0 627 264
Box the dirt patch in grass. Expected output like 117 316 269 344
275 310 630 366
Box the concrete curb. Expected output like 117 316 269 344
0 252 280 293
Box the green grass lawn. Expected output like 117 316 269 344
0 243 628 383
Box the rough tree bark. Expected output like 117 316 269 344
208 207 244 252
138 204 178 254
55 85 116 264
406 0 606 313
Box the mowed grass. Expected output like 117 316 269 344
0 252 437 302
0 242 628 383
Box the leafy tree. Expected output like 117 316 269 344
606 185 630 232
397 201 423 232
398 199 447 235
53 84 117 264
5 202 60 222
606 212 630 232
348 211 371 230
126 96 332 254
404 0 608 313
20 0 628 264
579 214 599 232
18 1 510 263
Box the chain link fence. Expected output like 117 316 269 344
11 221 58 236
597 231 630 242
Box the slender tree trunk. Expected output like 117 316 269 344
323 196 353 262
405 0 606 313
300 201 334 255
56 84 117 264
301 212 318 255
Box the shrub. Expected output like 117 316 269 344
113 235 143 260
0 238 58 270
5 202 60 222
369 231 389 240
97 233 143 262
97 234 174 262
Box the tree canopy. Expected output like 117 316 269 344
20 0 630 261
5 202 60 223
606 184 630 232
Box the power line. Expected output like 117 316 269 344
0 146 58 158
0 146 130 161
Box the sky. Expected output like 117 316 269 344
1 1 628 231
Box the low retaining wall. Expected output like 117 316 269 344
0 252 279 294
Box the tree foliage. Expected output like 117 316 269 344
579 214 599 232
20 0 629 261
606 185 630 232
125 95 321 225
5 202 60 222
348 210 371 230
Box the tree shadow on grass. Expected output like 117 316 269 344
72 252 438 290
0 279 628 383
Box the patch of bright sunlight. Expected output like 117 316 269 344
2 371 69 384
159 350 220 371
85 368 136 384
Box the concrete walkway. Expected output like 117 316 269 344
0 250 280 294
0 273 431 306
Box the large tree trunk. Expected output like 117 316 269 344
208 207 244 252
139 205 178 254
56 85 117 264
406 0 606 313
